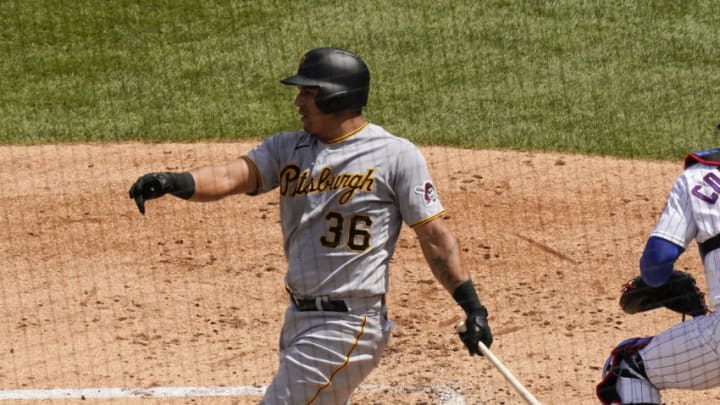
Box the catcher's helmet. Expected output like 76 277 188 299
281 48 370 114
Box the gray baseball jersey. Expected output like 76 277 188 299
243 122 445 298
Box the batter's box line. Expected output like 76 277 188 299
0 383 466 404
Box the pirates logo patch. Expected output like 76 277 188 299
414 181 438 206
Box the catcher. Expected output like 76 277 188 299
595 145 720 405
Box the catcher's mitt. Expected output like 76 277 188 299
620 270 709 317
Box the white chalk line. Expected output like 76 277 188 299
0 384 465 404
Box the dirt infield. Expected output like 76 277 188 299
2 142 720 404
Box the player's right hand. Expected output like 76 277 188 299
458 312 493 356
128 172 173 215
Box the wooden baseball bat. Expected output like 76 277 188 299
455 321 542 405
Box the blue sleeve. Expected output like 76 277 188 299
639 236 684 287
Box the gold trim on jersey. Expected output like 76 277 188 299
279 164 375 204
240 156 262 194
307 315 368 404
410 210 446 228
326 121 369 145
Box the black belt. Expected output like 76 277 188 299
287 289 348 312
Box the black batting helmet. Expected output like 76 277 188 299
281 48 370 114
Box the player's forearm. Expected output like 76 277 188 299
425 250 467 293
639 236 684 287
417 225 470 293
189 160 256 202
418 228 488 318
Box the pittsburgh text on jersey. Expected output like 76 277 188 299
279 164 375 204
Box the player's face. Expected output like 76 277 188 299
294 86 333 136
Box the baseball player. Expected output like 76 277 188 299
128 47 493 404
596 139 720 405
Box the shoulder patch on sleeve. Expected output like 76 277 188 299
414 181 439 206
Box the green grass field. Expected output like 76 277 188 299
1 0 719 159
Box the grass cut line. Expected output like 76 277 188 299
0 384 465 403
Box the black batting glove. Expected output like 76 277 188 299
128 172 195 214
452 280 493 356
459 308 493 356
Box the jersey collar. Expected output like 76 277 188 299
326 121 369 145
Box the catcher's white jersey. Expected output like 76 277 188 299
650 162 720 309
244 122 444 298
627 159 720 400
598 154 720 404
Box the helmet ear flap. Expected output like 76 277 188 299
315 87 369 114
315 92 346 114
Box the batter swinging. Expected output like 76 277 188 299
128 47 493 404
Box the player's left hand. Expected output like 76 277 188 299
128 172 174 214
620 270 709 317
458 310 493 356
